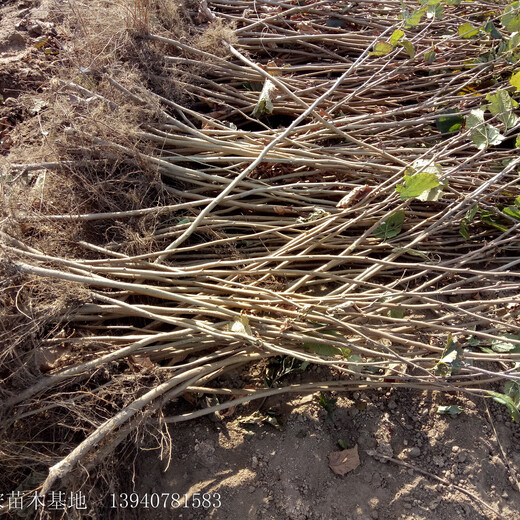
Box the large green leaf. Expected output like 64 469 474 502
374 210 405 239
501 1 520 33
466 109 504 149
486 89 519 130
396 172 441 200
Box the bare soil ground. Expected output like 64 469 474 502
132 370 520 520
1 2 520 520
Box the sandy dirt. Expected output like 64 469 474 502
132 370 520 520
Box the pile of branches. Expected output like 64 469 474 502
2 0 520 498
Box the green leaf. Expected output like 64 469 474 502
459 204 479 239
435 334 463 376
390 29 405 46
458 22 479 38
490 334 520 353
303 342 340 357
505 380 520 406
466 109 504 150
427 3 443 19
338 439 348 450
503 205 520 220
177 217 191 225
437 405 463 415
370 42 394 57
501 1 520 33
318 393 337 415
374 210 405 239
510 70 520 91
396 172 440 200
400 39 415 59
486 89 519 130
508 32 520 51
459 219 470 239
480 211 509 232
302 330 350 358
466 204 479 222
468 336 480 347
487 391 520 422
402 8 426 29
436 110 464 134
387 307 406 318
484 21 502 40
424 48 436 63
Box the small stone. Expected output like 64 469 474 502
502 491 509 499
407 447 421 458
388 400 397 410
371 511 379 519
457 452 467 463
452 445 460 453
252 456 258 468
249 486 256 493
27 22 43 36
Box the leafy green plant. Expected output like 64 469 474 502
318 392 337 420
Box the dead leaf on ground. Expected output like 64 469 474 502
328 444 360 475
128 354 154 372
336 185 373 209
